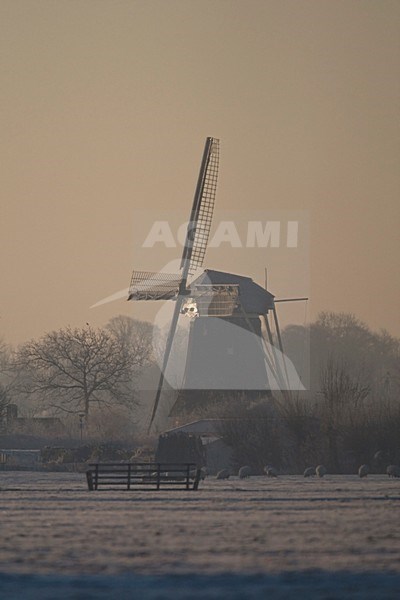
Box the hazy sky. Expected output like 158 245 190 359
1 0 399 345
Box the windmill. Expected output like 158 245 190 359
128 137 302 431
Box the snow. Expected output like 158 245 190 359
0 472 399 598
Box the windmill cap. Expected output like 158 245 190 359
191 269 274 315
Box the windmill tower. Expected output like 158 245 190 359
128 138 299 431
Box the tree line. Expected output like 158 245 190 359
0 316 154 438
0 311 399 466
213 313 400 472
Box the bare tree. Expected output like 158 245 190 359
216 396 285 472
0 337 8 372
318 359 371 470
274 392 320 470
106 315 154 368
0 338 15 423
320 359 370 411
282 312 399 394
0 383 9 426
17 325 140 422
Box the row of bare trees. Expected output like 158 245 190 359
0 316 155 438
1 310 399 461
0 337 13 422
205 313 400 473
215 370 399 474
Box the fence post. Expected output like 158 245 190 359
186 463 190 490
193 468 201 491
86 470 94 491
94 464 99 490
157 463 161 490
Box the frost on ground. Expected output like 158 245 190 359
0 472 399 598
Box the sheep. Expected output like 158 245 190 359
316 465 327 478
303 467 316 477
386 465 400 478
190 467 207 481
216 469 230 480
238 466 252 479
264 465 278 478
358 464 369 478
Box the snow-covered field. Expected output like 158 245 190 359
1 471 399 598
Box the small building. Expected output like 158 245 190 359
161 419 233 474
4 404 64 436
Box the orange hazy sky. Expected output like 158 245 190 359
1 0 399 345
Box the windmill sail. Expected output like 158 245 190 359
146 137 220 431
128 271 181 301
181 138 219 277
147 294 185 429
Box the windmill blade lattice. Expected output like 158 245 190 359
181 138 219 277
127 137 220 432
128 271 181 301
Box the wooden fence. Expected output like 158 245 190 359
86 462 202 491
